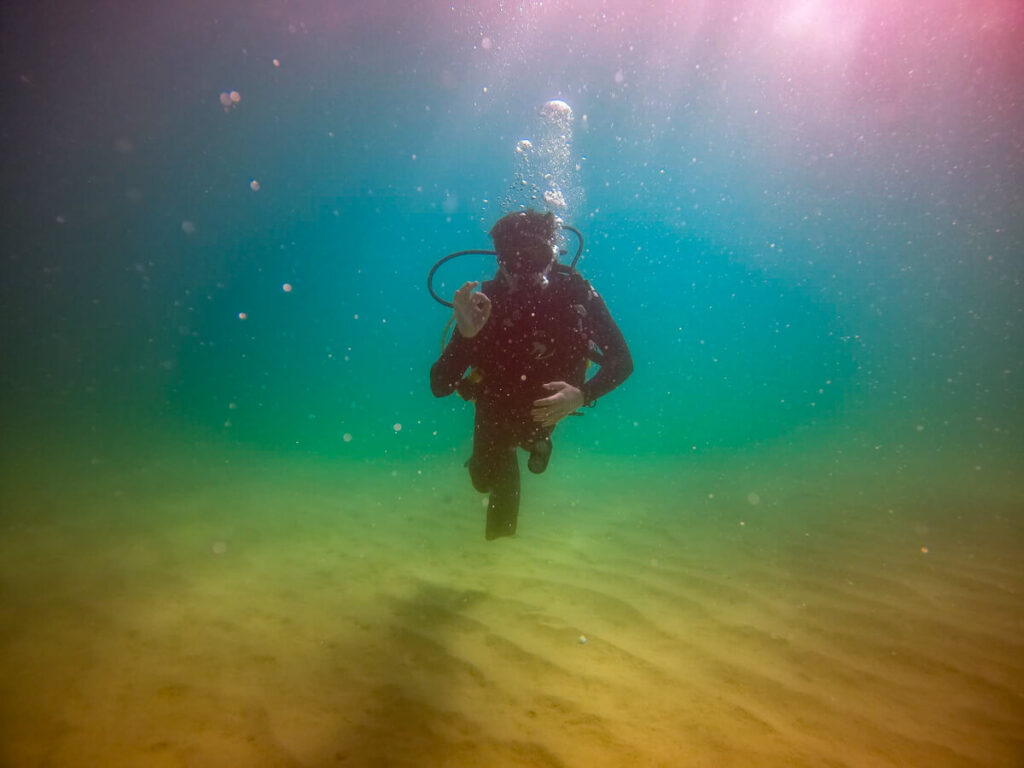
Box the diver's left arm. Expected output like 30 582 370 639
579 292 633 406
531 290 633 426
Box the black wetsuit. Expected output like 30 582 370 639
431 268 633 539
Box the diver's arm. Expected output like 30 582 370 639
580 292 633 406
453 281 492 338
531 381 584 426
430 331 473 398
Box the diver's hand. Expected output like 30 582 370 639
531 381 584 427
453 281 491 338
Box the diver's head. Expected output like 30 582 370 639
490 209 558 291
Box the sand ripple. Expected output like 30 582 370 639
0 457 1021 767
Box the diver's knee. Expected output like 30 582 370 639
467 456 492 493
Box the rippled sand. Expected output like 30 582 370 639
1 448 1021 767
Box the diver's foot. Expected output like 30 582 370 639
485 492 518 539
485 521 516 540
525 437 552 474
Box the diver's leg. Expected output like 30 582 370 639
523 425 554 475
484 447 520 540
467 412 521 539
467 413 504 493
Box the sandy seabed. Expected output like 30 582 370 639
0 445 1021 768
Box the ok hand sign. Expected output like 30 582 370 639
453 281 492 338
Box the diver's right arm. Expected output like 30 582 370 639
430 330 473 398
431 281 489 397
453 281 491 338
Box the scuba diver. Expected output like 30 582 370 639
430 209 633 540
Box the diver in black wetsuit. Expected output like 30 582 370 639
431 210 633 540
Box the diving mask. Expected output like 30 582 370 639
496 237 558 291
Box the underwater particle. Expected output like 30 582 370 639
516 139 533 153
920 547 929 554
229 90 241 103
219 91 232 107
393 423 402 432
282 283 292 292
250 179 260 192
273 58 280 67
481 36 492 50
614 69 625 84
238 312 247 320
343 433 352 443
211 541 227 555
746 492 761 505
55 214 66 224
181 220 196 234
578 635 587 644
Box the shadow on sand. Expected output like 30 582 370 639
324 579 567 767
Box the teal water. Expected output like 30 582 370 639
1 2 1021 766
